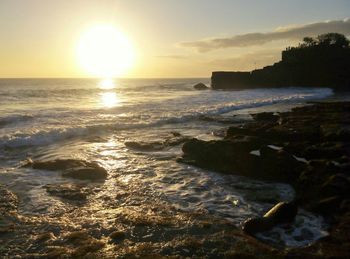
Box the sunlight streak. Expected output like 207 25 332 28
98 78 115 89
100 92 119 108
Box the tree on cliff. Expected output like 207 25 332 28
299 33 349 49
301 36 317 47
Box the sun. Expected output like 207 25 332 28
77 24 135 78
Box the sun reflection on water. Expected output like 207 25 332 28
100 92 119 107
98 78 115 89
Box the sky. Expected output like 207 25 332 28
0 0 349 78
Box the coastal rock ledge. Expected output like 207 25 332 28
211 33 350 90
179 101 350 257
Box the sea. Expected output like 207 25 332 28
0 78 333 249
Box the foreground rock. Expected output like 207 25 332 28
0 185 18 234
180 137 303 182
125 132 191 151
193 83 209 90
25 159 107 181
45 183 93 201
179 101 350 256
243 201 298 235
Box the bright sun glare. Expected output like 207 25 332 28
77 24 135 78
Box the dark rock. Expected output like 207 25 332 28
0 185 18 213
321 124 350 141
251 112 279 123
181 138 303 182
226 126 253 137
193 83 209 90
45 183 91 201
0 185 18 234
125 134 191 152
321 174 350 197
35 232 56 243
243 201 298 235
242 217 275 235
312 196 342 216
109 230 126 241
125 141 164 151
171 131 181 137
263 201 298 224
26 159 107 181
176 101 350 255
226 123 268 138
265 123 321 142
301 142 348 160
164 135 192 147
62 166 107 181
211 35 350 90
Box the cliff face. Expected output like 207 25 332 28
211 46 350 90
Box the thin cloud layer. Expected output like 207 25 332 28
180 18 350 52
208 50 280 71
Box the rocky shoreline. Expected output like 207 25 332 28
1 101 349 258
179 101 350 257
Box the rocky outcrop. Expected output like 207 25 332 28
45 183 93 201
180 137 303 182
25 159 108 181
0 185 18 234
211 39 350 90
125 132 191 151
179 101 350 254
243 201 298 235
193 83 209 90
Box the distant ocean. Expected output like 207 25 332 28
0 78 333 246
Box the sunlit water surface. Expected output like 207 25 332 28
0 78 332 252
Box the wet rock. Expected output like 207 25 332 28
126 134 191 152
199 115 239 124
251 112 279 123
302 142 349 160
243 201 298 235
181 138 302 182
266 123 321 142
321 174 350 197
321 124 350 141
62 167 107 181
109 230 126 241
0 185 18 214
226 126 247 137
164 135 192 147
125 141 164 151
26 159 107 181
0 185 18 234
45 183 91 201
312 196 342 216
35 232 56 243
61 231 105 257
193 83 209 90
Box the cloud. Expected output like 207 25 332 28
180 18 350 52
208 50 281 71
156 55 188 59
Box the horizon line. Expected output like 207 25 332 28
0 76 211 80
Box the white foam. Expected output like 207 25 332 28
256 209 328 247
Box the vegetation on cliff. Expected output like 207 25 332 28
212 33 350 90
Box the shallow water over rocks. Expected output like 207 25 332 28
0 79 333 257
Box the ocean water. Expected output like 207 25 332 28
0 78 332 249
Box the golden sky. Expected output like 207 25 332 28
0 0 349 78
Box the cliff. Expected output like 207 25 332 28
211 34 350 90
